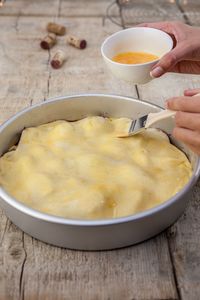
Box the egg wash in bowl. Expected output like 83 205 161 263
112 52 159 64
0 116 192 220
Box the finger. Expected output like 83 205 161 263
152 61 200 74
150 44 190 78
175 111 200 131
173 127 200 149
184 88 200 96
166 96 200 112
169 61 200 74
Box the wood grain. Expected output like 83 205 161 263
135 3 200 299
0 0 118 17
137 72 200 300
0 216 25 300
20 233 177 300
167 180 200 300
44 16 138 101
137 73 200 107
121 0 185 26
0 0 200 299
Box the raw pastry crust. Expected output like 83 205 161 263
0 117 192 220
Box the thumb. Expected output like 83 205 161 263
150 44 189 78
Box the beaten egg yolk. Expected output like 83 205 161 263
0 117 192 220
112 51 159 64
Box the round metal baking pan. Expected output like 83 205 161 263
0 94 199 250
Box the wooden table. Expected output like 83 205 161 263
0 1 200 299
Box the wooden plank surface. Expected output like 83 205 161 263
121 0 185 26
20 234 177 300
0 1 200 299
0 0 118 17
164 5 200 299
41 16 137 102
167 181 200 300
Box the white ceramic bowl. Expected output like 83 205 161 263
101 27 173 84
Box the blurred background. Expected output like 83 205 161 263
1 0 200 27
103 0 200 27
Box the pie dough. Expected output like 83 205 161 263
0 117 192 219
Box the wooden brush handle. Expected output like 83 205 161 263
145 92 200 129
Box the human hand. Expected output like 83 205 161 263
166 88 200 155
138 21 200 78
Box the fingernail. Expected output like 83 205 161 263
150 66 164 78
